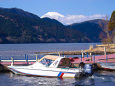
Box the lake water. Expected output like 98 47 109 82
0 43 98 60
0 43 115 86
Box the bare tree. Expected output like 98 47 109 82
99 15 112 43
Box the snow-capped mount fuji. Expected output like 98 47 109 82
41 12 64 19
41 12 65 24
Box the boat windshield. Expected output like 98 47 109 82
40 58 54 66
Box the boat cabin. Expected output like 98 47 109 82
38 55 75 68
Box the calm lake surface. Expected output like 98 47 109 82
0 43 99 60
0 43 115 86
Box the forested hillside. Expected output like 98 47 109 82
0 8 106 43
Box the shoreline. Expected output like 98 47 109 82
35 43 115 55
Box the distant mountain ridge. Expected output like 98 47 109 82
0 7 107 43
68 19 107 42
41 12 105 25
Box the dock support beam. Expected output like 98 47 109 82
106 56 108 63
93 55 95 63
81 50 84 58
0 56 1 64
81 50 84 62
58 52 60 57
11 57 14 66
81 54 82 62
87 52 88 58
90 53 92 61
104 47 107 63
36 55 38 62
26 55 28 64
25 54 29 64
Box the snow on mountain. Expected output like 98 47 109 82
41 12 105 25
41 12 64 19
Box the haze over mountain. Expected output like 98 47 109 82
0 8 107 43
41 12 105 25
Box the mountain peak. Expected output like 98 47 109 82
41 12 64 18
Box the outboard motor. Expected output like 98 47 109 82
84 64 93 76
75 63 93 78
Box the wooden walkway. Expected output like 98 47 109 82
0 60 36 66
72 54 115 63
0 54 115 66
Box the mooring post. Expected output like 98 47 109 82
90 52 92 61
0 56 1 64
58 52 60 56
106 55 108 63
81 50 84 58
104 46 106 55
87 52 88 58
104 46 107 62
26 55 28 64
93 55 95 63
81 54 82 62
25 54 27 62
11 57 14 66
81 50 84 62
0 56 1 63
36 55 38 62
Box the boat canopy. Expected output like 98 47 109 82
38 55 60 62
38 55 74 68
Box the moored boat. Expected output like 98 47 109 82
7 55 93 78
98 62 115 71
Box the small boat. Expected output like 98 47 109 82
8 55 93 78
98 62 115 71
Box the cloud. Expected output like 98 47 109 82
41 12 105 25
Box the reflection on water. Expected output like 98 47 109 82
0 71 115 86
1 72 75 86
74 76 95 86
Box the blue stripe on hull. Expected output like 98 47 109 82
58 72 62 77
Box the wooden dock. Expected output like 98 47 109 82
0 59 36 72
0 54 114 65
0 60 36 65
72 54 115 64
0 54 115 65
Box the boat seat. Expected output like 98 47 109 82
58 58 73 68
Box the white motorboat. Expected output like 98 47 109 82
98 62 115 71
8 55 93 78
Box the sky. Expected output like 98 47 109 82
0 0 115 24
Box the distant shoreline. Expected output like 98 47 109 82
35 43 115 55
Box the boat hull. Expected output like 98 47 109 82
8 66 80 78
98 63 115 71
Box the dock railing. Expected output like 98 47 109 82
1 59 36 62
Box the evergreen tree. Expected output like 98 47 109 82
108 11 115 43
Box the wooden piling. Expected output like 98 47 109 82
81 54 82 62
58 52 60 56
0 56 1 64
36 55 38 62
81 50 84 58
26 55 28 64
93 55 95 63
90 52 92 61
11 57 14 66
